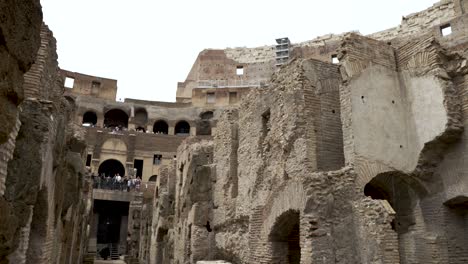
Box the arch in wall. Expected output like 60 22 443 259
363 171 427 263
175 120 190 135
200 111 214 120
104 109 129 129
269 209 301 264
82 111 98 126
153 120 169 134
98 159 125 177
134 107 148 125
149 175 157 182
364 172 420 233
251 181 309 263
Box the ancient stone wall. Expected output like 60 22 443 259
0 5 92 264
143 8 468 262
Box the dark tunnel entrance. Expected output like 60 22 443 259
92 200 130 259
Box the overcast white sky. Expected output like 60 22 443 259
41 0 437 102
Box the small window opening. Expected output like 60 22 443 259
153 154 162 165
331 54 339 64
136 126 146 132
92 81 101 88
86 154 92 167
206 92 215 104
236 66 244 75
64 77 75 88
441 24 452 36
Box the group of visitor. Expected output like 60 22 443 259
92 173 142 192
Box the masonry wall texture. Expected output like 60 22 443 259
2 0 468 264
0 3 91 264
141 1 468 263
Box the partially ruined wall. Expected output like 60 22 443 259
144 1 468 262
0 7 92 264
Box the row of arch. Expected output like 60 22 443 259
97 159 159 182
82 109 191 135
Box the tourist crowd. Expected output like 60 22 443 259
92 173 142 192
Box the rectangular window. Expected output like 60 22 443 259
236 66 244 75
134 159 144 177
441 24 452 36
153 154 162 165
206 92 215 104
64 77 75 88
229 92 238 104
86 154 92 166
331 54 339 64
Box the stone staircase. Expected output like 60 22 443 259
110 244 120 260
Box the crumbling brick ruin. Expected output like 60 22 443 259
145 1 468 263
1 0 468 264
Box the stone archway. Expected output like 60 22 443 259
250 181 308 264
153 120 169 134
82 111 97 126
104 109 129 129
175 121 190 135
98 159 125 177
269 209 301 264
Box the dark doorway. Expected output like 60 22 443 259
83 111 97 126
134 159 143 178
98 159 125 177
94 200 129 244
269 210 301 264
153 120 168 134
175 121 190 135
104 109 129 129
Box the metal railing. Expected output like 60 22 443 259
197 79 269 88
92 175 156 193
92 176 142 192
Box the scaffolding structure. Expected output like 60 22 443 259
275 37 291 67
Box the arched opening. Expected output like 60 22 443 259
364 173 418 233
149 175 157 182
175 121 190 135
82 111 97 126
364 172 426 263
200 111 214 120
104 109 129 129
98 159 125 177
444 196 468 262
134 108 148 126
153 120 168 134
269 209 300 264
